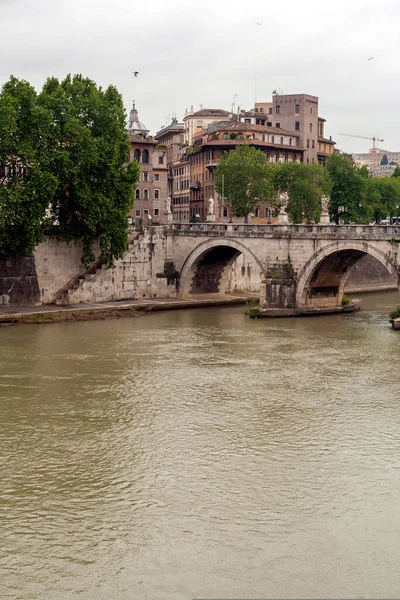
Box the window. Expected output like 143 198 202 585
307 157 309 164
310 107 313 114
307 139 310 148
269 107 272 114
255 208 259 217
154 208 159 216
265 207 271 218
255 107 258 113
223 207 228 217
134 149 141 162
295 122 300 131
135 188 140 200
154 174 160 182
295 104 300 113
259 107 263 113
197 120 203 128
142 149 149 163
276 105 280 114
244 118 251 124
135 209 141 217
143 189 149 200
159 156 164 164
276 123 280 128
154 189 160 199
224 133 229 140
271 135 275 143
289 138 292 146
309 123 312 133
143 171 149 182
312 140 315 149
144 209 149 215
280 137 284 145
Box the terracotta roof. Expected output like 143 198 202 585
189 108 231 118
203 121 298 137
199 139 304 151
318 136 336 144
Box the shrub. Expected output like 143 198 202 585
389 306 400 319
341 294 351 305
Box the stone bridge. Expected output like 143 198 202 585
5 223 398 308
166 223 400 310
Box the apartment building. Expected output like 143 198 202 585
128 102 168 225
256 93 335 164
188 121 303 222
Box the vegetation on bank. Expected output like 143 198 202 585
0 75 139 266
215 147 400 225
389 306 400 320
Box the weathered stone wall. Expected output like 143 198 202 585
0 255 40 306
68 228 176 303
345 254 397 289
34 239 89 304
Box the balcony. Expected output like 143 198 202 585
190 181 201 190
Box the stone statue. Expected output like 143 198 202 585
278 191 289 213
208 196 214 215
165 196 171 214
321 195 330 214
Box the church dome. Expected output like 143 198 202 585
128 101 149 137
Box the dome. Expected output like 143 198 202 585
128 101 149 137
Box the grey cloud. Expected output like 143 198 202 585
0 0 399 153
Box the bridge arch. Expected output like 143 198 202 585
296 240 399 309
179 238 264 296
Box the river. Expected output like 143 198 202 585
1 291 400 600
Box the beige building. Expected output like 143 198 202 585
155 119 185 166
127 102 168 225
183 107 232 146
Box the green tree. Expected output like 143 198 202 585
392 165 400 178
215 145 275 222
38 74 139 266
325 152 372 224
273 162 331 224
372 177 400 222
0 77 58 257
380 154 388 166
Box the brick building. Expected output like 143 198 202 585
187 121 303 222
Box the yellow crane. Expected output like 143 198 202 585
338 132 384 170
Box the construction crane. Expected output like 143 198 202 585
338 133 384 170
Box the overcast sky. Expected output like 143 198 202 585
1 0 399 154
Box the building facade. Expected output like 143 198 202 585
127 103 168 225
187 121 303 222
183 108 232 146
255 93 335 164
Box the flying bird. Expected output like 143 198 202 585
367 57 374 61
257 22 261 25
133 71 139 77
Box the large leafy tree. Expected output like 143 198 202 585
39 75 139 266
325 152 372 224
372 177 400 222
0 77 58 257
215 145 275 222
273 161 331 224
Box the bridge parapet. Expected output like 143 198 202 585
159 223 400 241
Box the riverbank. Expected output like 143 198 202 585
0 294 256 325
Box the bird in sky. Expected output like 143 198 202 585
256 22 261 25
133 71 139 77
367 57 374 61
